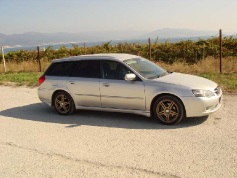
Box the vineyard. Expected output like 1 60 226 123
0 36 237 63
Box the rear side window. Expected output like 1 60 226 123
45 61 75 76
71 60 100 78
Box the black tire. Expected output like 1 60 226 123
53 91 75 115
153 95 185 125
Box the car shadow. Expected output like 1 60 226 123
0 103 208 129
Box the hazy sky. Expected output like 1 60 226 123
1 0 236 34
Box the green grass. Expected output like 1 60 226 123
0 72 42 87
199 73 237 93
0 72 236 93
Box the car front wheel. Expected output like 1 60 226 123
153 95 185 125
54 91 75 115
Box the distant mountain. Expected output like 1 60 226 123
140 28 219 39
0 31 144 47
0 28 229 47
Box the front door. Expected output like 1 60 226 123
100 61 145 110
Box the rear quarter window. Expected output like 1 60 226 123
45 61 75 76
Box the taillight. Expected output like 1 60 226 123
38 75 45 85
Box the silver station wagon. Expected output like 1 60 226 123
38 53 222 125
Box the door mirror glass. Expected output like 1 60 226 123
125 73 136 81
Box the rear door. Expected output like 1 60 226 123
66 60 101 107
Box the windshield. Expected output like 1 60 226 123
124 57 167 79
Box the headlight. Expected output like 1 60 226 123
192 89 215 98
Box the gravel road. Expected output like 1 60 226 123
0 86 236 178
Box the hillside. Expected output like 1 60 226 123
0 28 227 47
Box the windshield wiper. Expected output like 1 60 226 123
159 72 169 77
148 71 171 79
155 72 170 78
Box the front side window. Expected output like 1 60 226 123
102 61 132 80
124 57 167 79
71 60 100 78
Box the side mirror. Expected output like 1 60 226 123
125 73 136 81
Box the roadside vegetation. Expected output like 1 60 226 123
0 72 41 87
0 36 236 92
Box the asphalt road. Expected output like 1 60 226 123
0 86 236 178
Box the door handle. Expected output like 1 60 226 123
103 83 110 87
69 81 75 84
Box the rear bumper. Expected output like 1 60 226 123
38 88 53 106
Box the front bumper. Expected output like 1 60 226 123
182 94 222 117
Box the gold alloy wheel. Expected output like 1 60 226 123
55 94 71 114
156 99 179 123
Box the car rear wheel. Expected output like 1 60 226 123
54 91 75 115
153 95 185 125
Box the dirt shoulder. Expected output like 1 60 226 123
0 86 237 178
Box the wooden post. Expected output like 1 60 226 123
84 42 86 55
1 47 6 72
219 29 222 73
148 38 151 60
37 46 41 72
195 50 197 62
